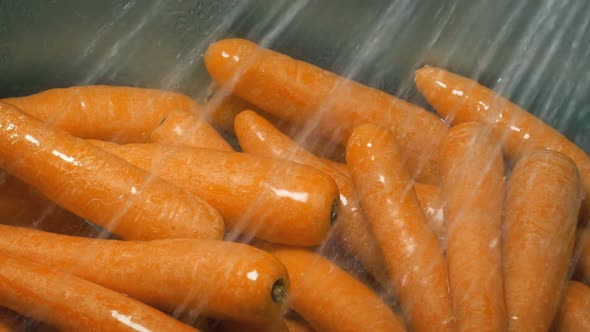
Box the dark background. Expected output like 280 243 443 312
0 0 588 150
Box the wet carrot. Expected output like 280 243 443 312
150 109 233 151
503 149 583 331
414 182 445 246
204 38 447 184
415 66 590 216
346 124 454 332
89 140 338 246
0 254 198 332
439 122 506 331
0 225 288 323
235 110 445 283
575 226 590 282
554 281 590 332
204 93 262 133
269 248 406 332
0 102 223 241
2 85 198 143
0 175 98 237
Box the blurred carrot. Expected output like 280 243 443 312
270 248 406 332
0 225 288 323
150 109 233 151
235 110 445 285
0 175 98 237
205 38 447 184
575 226 590 283
89 140 338 246
0 102 223 241
439 122 506 331
415 66 590 217
414 182 445 246
2 85 198 143
553 281 590 332
0 254 198 332
503 149 583 331
346 124 454 332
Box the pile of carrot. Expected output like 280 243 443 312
0 37 588 332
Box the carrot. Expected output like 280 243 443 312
415 66 590 217
504 149 583 331
89 140 338 246
235 110 445 284
575 226 590 282
414 182 445 246
0 225 289 323
204 93 263 133
0 307 26 332
204 38 447 184
2 85 198 143
0 254 198 332
439 122 506 331
346 124 454 332
269 248 406 332
0 175 98 237
150 109 233 151
554 281 590 331
0 102 223 241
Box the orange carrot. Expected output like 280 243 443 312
0 102 223 241
0 225 288 323
0 175 98 237
205 38 447 184
346 124 454 332
89 140 338 246
415 66 590 216
204 93 263 133
2 85 198 143
150 109 233 151
0 254 198 332
554 281 590 332
576 226 590 282
270 248 406 332
439 122 506 331
503 149 583 331
414 182 445 246
235 110 445 283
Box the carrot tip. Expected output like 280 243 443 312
271 278 287 304
330 198 339 225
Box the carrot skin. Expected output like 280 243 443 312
553 281 590 332
270 248 406 332
415 66 590 217
0 254 198 332
150 109 233 151
439 122 506 331
503 149 583 331
89 140 338 246
205 38 447 184
0 225 288 323
0 102 223 241
346 124 455 332
2 85 198 143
